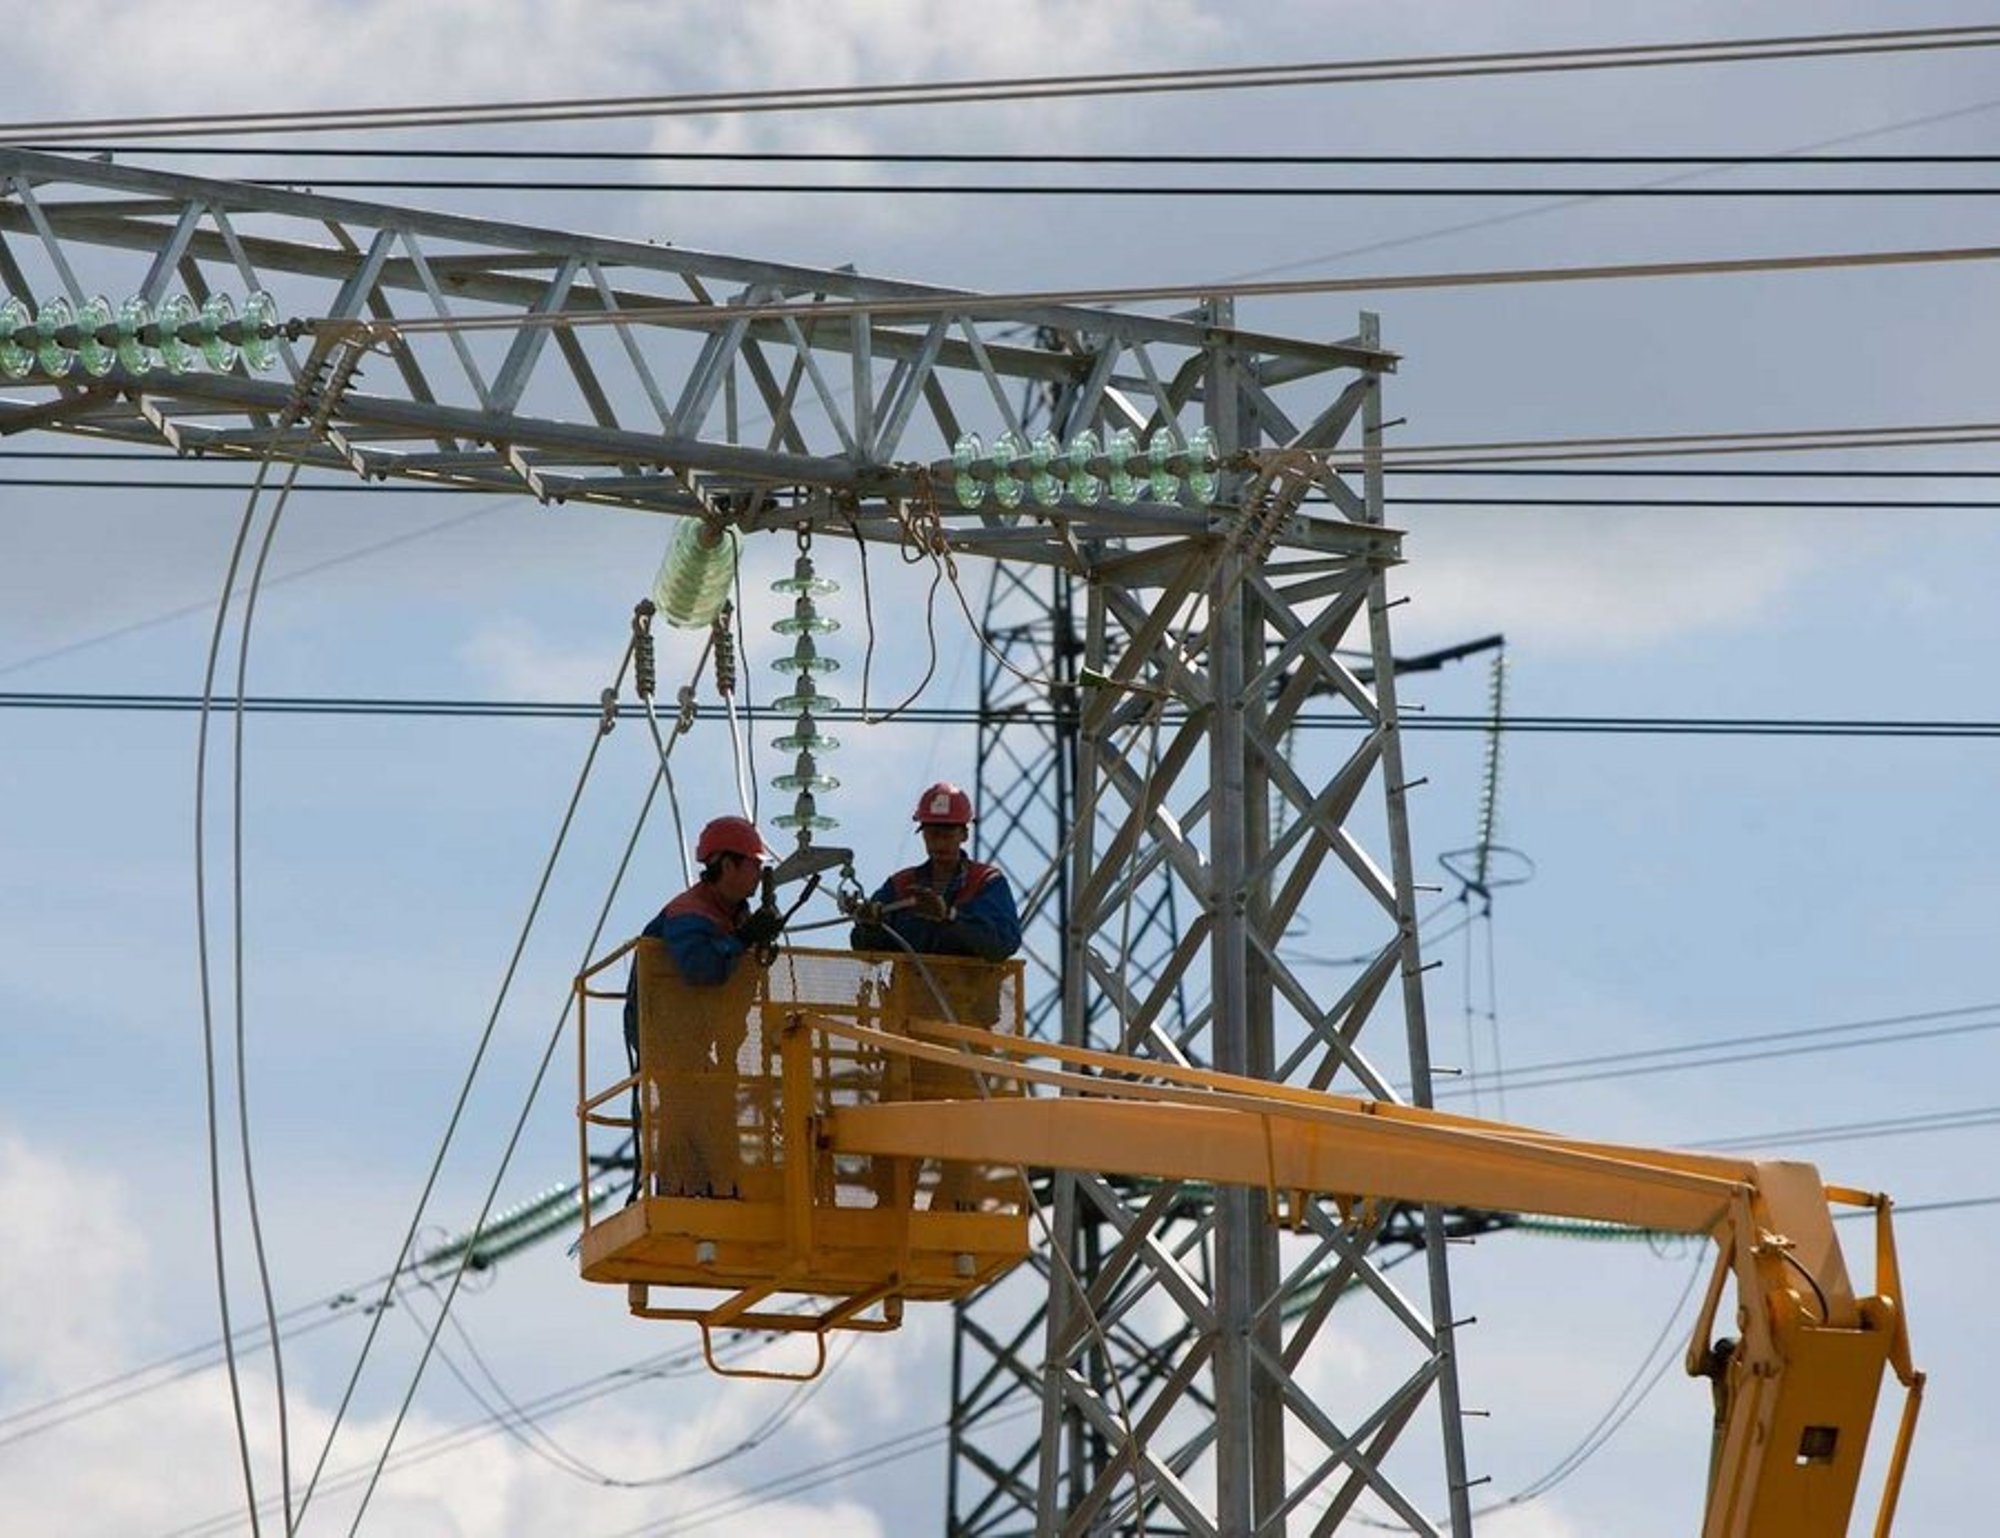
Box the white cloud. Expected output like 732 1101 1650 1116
457 618 628 699
1392 507 1828 654
0 1122 912 1537
0 1134 148 1390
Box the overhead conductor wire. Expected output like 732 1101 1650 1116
6 24 2000 141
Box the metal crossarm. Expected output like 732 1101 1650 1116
0 148 1397 574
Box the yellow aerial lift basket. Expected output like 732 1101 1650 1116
574 942 1031 1375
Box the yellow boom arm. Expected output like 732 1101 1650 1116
814 1014 1924 1538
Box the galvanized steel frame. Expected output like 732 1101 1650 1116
0 151 1468 1532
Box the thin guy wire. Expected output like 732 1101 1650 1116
1448 1000 2000 1086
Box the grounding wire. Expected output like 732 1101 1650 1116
9 25 2000 143
292 626 639 1531
392 1273 628 1487
394 1270 846 1495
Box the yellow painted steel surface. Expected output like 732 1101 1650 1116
572 948 1921 1529
574 944 1032 1335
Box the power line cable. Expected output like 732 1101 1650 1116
12 450 2000 476
11 26 2000 143
53 145 2000 164
18 477 2000 511
1218 86 2000 283
189 385 324 1536
17 692 2000 739
1694 1104 2000 1152
355 243 2000 337
169 176 2000 197
338 615 720 1531
1438 1000 2000 1096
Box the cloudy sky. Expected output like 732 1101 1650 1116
4 3 1997 1534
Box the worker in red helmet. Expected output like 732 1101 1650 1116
622 814 782 1201
850 782 1022 961
623 814 782 1053
645 814 784 985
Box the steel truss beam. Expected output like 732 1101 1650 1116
0 149 1393 574
0 154 1466 1532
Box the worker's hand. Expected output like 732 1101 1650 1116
908 889 955 924
850 899 886 927
739 907 784 948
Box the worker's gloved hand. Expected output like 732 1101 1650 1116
908 889 955 924
850 899 885 927
739 907 784 947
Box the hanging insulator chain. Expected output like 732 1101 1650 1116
631 599 658 701
771 525 843 849
712 601 737 698
1474 651 1508 891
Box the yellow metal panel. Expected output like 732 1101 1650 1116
1703 1321 1893 1538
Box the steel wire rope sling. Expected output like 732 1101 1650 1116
305 599 717 1533
192 325 382 1537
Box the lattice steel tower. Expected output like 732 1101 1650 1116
0 149 1473 1533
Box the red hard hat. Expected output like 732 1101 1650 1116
912 782 975 825
696 815 771 865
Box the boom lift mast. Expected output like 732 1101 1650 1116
579 945 1923 1538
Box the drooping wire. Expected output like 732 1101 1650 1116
161 1328 808 1538
192 331 372 1536
1489 1250 1709 1510
293 622 641 1530
337 626 722 1533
